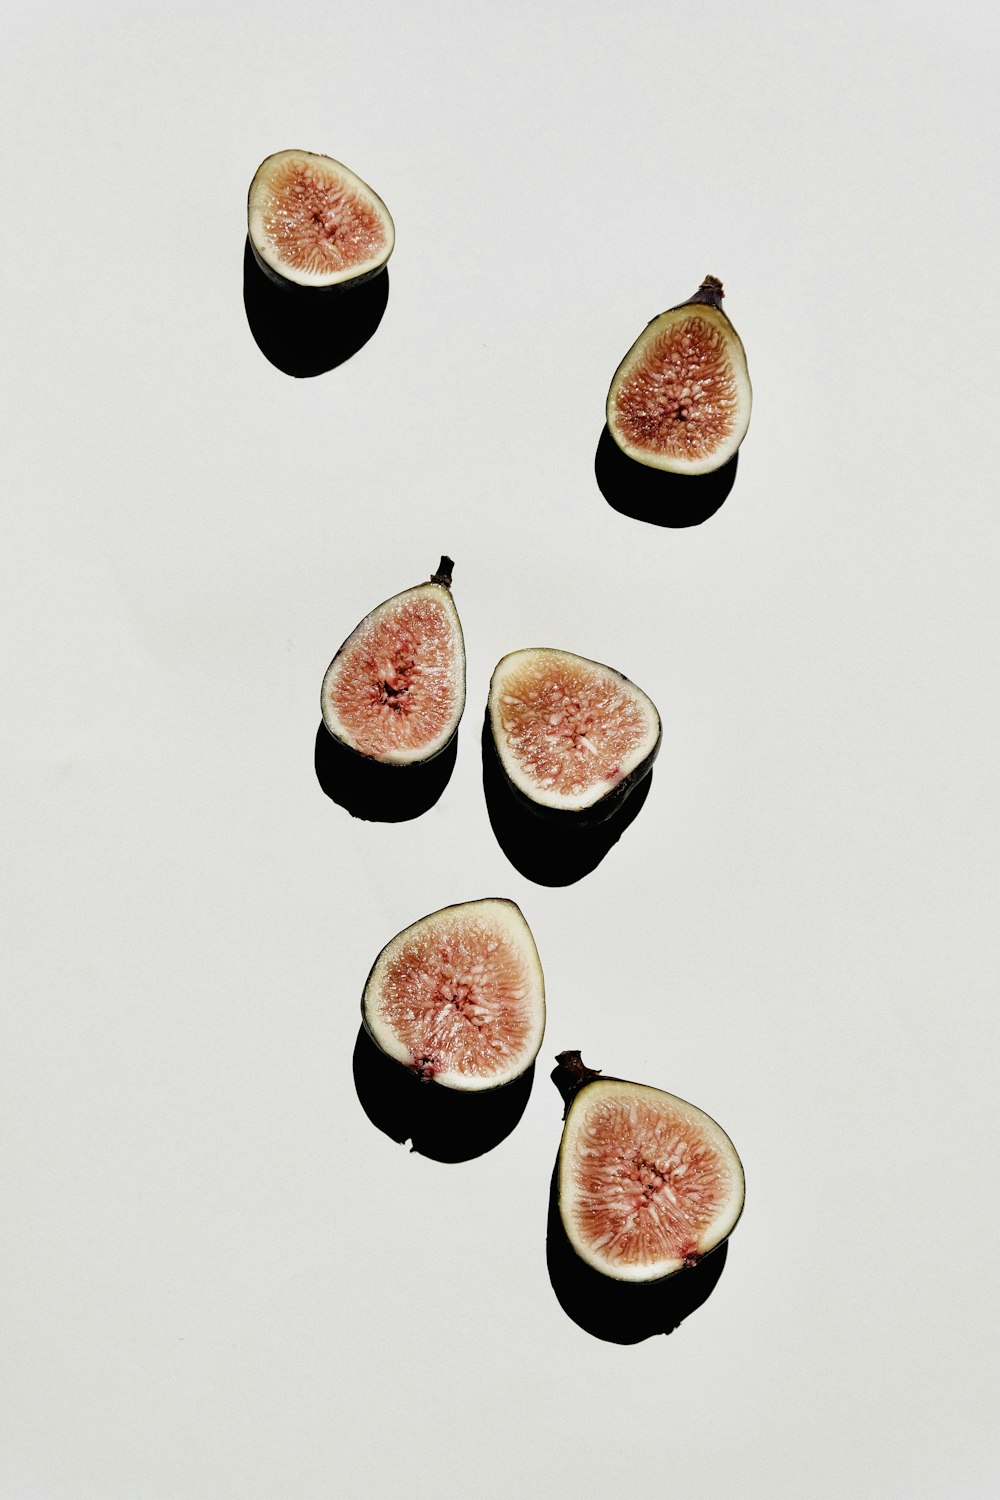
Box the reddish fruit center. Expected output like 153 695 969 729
265 158 386 275
379 917 536 1080
570 1094 731 1268
496 659 646 797
331 598 457 756
614 314 738 459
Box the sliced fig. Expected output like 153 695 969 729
321 558 465 766
553 1052 745 1282
362 900 545 1091
607 276 751 475
248 149 394 290
488 647 660 822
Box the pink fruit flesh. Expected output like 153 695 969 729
330 597 457 757
569 1092 735 1269
265 157 387 277
496 657 646 796
378 913 537 1081
613 315 738 463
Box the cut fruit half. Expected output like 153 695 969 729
554 1052 745 1282
362 900 546 1091
607 276 751 475
321 558 465 766
248 149 394 290
488 647 660 821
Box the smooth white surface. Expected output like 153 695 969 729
2 2 997 1496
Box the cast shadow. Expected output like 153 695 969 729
595 424 738 527
243 239 389 376
546 1165 729 1343
315 723 457 823
352 1025 534 1163
481 713 652 886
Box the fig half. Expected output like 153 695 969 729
321 558 465 766
607 276 751 475
488 647 661 822
248 149 394 290
362 900 546 1090
553 1052 745 1282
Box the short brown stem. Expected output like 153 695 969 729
551 1050 602 1114
685 275 725 310
430 556 455 589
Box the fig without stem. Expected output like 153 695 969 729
607 276 751 475
553 1052 745 1282
362 900 546 1090
248 149 394 290
488 647 661 822
322 558 465 766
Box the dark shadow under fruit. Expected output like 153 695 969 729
546 1164 729 1343
481 712 652 886
243 239 389 377
352 1026 534 1162
315 723 457 822
595 425 738 528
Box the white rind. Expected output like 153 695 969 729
362 899 546 1091
559 1078 745 1282
607 303 752 476
248 148 395 288
488 647 661 813
321 581 466 765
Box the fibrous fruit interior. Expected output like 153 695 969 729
489 648 660 813
560 1079 744 1281
322 576 464 764
363 900 545 1090
248 149 394 288
607 283 751 476
613 315 739 464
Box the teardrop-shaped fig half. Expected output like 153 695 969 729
607 276 751 476
363 900 546 1091
322 558 465 766
553 1052 745 1282
488 647 661 821
248 149 394 290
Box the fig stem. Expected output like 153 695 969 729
552 1050 602 1115
430 556 455 589
684 274 725 310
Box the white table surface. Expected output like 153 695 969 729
3 3 997 1496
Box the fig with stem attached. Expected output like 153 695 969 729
553 1051 745 1281
607 276 751 475
321 558 465 767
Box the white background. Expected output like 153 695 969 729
2 2 997 1496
